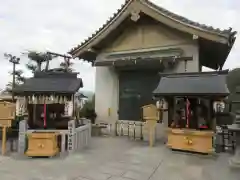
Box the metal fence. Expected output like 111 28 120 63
215 125 235 153
115 120 144 140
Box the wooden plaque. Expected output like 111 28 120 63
0 102 15 127
142 104 159 121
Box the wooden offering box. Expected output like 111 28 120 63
167 128 214 154
25 132 60 157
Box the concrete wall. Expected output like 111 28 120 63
95 67 119 125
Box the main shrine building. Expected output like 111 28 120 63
69 0 236 123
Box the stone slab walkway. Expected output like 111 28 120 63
0 137 240 180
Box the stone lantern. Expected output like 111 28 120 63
228 111 240 167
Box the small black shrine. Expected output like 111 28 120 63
14 69 83 157
14 69 83 129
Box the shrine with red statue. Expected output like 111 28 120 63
153 70 228 154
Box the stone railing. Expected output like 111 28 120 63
18 118 91 156
115 120 144 140
68 119 91 154
114 120 166 143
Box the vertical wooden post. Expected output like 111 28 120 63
2 126 7 155
43 103 47 128
33 104 36 125
148 120 157 147
149 127 153 147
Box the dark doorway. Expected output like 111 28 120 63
118 70 160 121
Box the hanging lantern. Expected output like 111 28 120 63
156 98 168 110
213 100 225 112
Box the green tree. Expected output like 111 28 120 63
79 94 96 123
226 68 240 112
24 51 56 73
5 70 25 92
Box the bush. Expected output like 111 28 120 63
78 96 97 124
226 68 240 112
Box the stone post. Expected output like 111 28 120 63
18 118 27 154
68 120 76 153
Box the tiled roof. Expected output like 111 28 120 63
153 71 229 96
145 0 235 36
14 72 83 94
69 0 236 55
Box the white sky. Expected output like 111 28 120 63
0 0 239 91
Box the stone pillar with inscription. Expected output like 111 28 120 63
68 120 76 153
229 111 240 168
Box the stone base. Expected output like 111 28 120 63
92 125 107 136
229 157 240 168
229 148 240 168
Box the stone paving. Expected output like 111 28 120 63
0 137 240 180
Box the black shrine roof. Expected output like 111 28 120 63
14 70 83 95
153 70 229 96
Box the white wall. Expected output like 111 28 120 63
95 66 118 124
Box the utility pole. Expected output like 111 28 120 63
4 53 20 101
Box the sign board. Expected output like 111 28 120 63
0 101 15 127
142 104 159 121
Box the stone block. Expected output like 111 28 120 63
98 166 126 176
108 177 133 180
81 171 111 180
122 170 151 180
